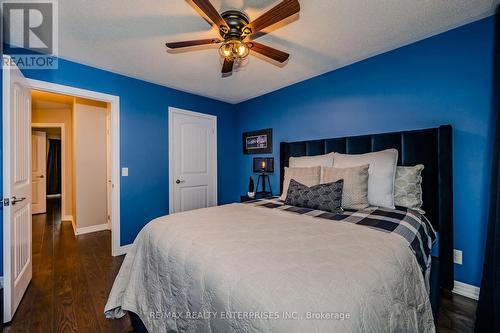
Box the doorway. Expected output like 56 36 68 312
168 107 217 213
31 126 63 215
30 90 112 238
27 79 122 258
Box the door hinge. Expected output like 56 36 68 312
3 198 9 206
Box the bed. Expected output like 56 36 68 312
105 125 453 333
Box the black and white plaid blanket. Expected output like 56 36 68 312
245 197 437 281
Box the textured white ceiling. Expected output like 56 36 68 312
58 0 498 103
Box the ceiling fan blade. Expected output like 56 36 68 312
191 0 229 32
243 0 300 36
165 38 221 49
222 58 234 74
249 42 289 63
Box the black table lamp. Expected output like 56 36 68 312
253 158 273 196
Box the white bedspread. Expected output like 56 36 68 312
105 203 435 333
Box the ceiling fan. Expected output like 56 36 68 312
165 0 300 75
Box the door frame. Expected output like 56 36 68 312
20 79 124 257
31 123 66 217
168 107 217 214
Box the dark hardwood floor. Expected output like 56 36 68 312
2 198 133 333
1 198 477 332
437 292 477 333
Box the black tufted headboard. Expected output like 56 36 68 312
280 125 453 291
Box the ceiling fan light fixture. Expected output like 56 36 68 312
165 0 299 75
237 42 250 58
218 40 249 60
219 42 233 58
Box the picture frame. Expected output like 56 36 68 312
242 128 272 154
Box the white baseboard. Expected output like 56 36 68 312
453 280 480 300
75 223 110 236
113 244 132 256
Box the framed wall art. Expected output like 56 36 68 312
242 128 272 154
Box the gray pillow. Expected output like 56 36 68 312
394 164 425 213
285 179 343 213
322 165 370 210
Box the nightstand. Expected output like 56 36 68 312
240 192 273 202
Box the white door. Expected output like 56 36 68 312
2 56 32 323
169 108 217 213
31 131 47 214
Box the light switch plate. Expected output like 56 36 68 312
453 249 463 265
122 167 128 177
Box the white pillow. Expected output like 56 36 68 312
333 149 398 209
280 166 321 201
289 152 335 168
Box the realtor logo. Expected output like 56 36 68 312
1 0 58 69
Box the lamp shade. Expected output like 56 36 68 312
253 157 274 173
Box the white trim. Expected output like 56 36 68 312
75 223 109 236
453 281 480 300
27 79 122 257
114 244 133 256
32 123 66 218
168 107 218 214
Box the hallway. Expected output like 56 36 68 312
2 198 133 332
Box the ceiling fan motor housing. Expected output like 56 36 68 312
220 10 250 40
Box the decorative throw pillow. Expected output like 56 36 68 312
394 164 425 214
280 166 321 201
322 165 370 210
285 179 343 213
333 149 398 209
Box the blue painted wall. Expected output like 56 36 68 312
236 16 496 287
0 16 495 288
0 57 239 273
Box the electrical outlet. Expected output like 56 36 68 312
453 249 463 265
121 167 129 177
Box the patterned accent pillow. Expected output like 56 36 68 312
322 165 370 210
394 164 425 213
285 179 343 213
